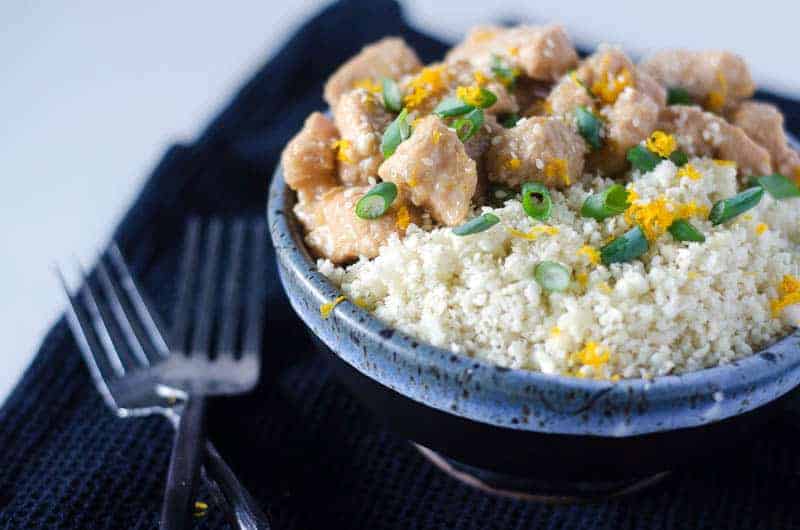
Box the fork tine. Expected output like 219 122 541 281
216 219 246 355
191 219 224 356
95 258 151 367
56 266 120 409
171 218 203 353
74 263 127 377
242 220 267 356
107 244 170 357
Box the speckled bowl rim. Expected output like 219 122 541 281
268 162 800 437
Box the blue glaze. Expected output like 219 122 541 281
268 164 800 437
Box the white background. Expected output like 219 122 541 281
1 0 798 404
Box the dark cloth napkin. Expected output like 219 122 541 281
3 1 800 528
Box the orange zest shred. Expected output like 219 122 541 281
353 78 382 95
330 139 352 163
755 223 768 236
624 195 708 241
505 158 521 170
395 205 411 231
572 341 611 372
793 166 800 185
404 65 447 109
473 70 489 86
713 159 736 167
590 56 633 104
707 71 728 112
577 245 601 265
507 45 520 57
320 295 346 319
677 163 702 181
575 271 588 286
771 275 800 317
646 130 677 158
456 85 484 107
544 158 570 185
550 326 561 337
506 225 559 240
431 129 441 145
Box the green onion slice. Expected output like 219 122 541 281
355 182 398 219
580 184 630 221
380 109 411 158
521 182 552 221
452 212 500 236
627 144 661 172
668 219 705 242
381 77 403 112
500 113 520 128
756 173 800 199
601 226 649 265
667 87 693 106
534 261 571 292
709 187 764 225
453 108 485 142
490 54 519 89
575 106 603 150
669 150 689 167
433 96 473 118
468 88 497 109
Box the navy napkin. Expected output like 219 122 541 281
2 1 800 528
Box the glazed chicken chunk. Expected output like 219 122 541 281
485 116 586 189
445 25 578 81
378 115 477 226
323 37 423 107
640 50 754 112
658 105 771 176
333 88 394 186
730 101 800 180
281 112 340 203
297 186 421 264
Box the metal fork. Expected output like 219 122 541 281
57 219 270 530
158 218 264 530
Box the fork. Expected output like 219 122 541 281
158 218 264 529
57 219 270 529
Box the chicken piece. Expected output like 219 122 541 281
730 101 800 179
640 50 754 112
513 77 553 115
378 115 477 226
589 87 662 175
545 74 594 118
281 112 340 203
297 186 421 264
485 116 586 189
658 105 771 176
399 61 517 117
323 37 422 107
332 89 394 186
445 25 577 81
573 48 666 107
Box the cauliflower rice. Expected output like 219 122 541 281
319 158 800 379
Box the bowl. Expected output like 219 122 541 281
268 162 800 499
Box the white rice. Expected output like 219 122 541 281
319 158 799 379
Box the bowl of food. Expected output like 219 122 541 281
268 25 800 499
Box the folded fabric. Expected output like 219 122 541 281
1 1 799 528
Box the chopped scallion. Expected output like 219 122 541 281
466 88 498 109
669 150 689 167
490 54 519 89
601 226 649 265
580 184 630 220
433 96 473 118
667 87 693 106
627 144 661 172
355 182 398 219
521 182 552 221
668 219 705 242
381 78 403 112
453 108 484 142
709 187 764 225
575 106 603 150
500 113 520 128
756 173 800 199
452 212 500 236
534 261 571 292
380 109 410 158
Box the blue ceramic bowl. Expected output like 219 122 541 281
268 162 800 491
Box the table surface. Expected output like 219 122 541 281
1 0 798 405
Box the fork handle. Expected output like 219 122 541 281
204 440 271 529
161 396 206 530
